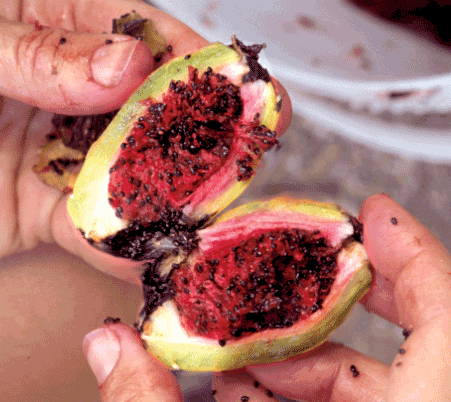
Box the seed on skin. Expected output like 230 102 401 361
241 397 249 402
103 317 121 324
391 217 398 225
398 348 406 354
105 39 113 44
266 389 274 397
59 37 67 45
350 364 360 377
403 328 411 339
253 381 259 388
395 361 402 367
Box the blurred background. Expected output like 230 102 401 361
2 0 451 400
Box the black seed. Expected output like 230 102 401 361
196 264 203 273
266 389 274 397
137 122 145 129
218 339 226 347
211 389 217 396
350 364 360 377
181 277 188 284
171 186 176 192
59 37 67 45
184 288 190 294
241 397 249 402
103 317 121 324
253 381 259 388
105 39 113 45
398 348 406 354
184 54 191 60
402 329 411 339
120 143 127 149
391 217 398 225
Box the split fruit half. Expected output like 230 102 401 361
68 38 281 260
67 38 372 371
137 197 371 371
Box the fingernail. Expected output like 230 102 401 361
91 39 139 87
83 328 121 385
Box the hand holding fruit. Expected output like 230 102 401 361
0 0 290 283
83 195 451 402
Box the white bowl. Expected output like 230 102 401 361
150 0 451 162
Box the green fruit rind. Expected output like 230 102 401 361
212 197 349 226
68 41 280 241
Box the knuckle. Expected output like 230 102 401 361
16 27 62 81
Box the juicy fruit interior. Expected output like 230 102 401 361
143 223 348 344
107 66 277 225
171 228 339 341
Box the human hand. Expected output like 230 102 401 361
82 193 451 401
209 194 451 401
0 0 291 284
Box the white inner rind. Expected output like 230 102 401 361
74 166 128 241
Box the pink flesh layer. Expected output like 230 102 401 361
198 209 354 252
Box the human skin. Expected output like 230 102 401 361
2 1 450 402
0 0 292 282
79 194 451 402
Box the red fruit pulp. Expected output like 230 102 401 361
171 228 338 341
107 67 277 225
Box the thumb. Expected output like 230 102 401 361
0 18 154 114
83 321 183 402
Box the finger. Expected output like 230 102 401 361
359 194 451 401
19 0 209 56
0 18 154 114
83 321 183 402
359 193 451 329
246 342 389 402
51 196 145 283
272 78 292 137
212 372 279 401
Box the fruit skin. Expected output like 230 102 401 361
138 198 372 372
67 40 281 247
